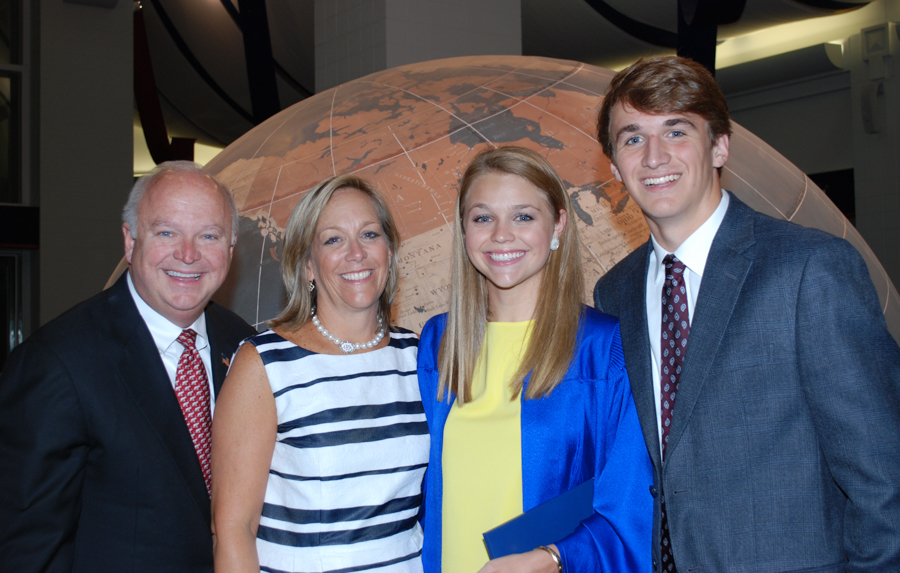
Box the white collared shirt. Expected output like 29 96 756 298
127 272 217 415
646 190 730 456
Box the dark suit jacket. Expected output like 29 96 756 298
0 273 256 573
594 195 900 572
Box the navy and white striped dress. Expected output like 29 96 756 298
245 327 428 573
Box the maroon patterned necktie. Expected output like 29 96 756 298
659 254 690 573
175 329 212 495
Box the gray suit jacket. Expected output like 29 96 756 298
594 195 900 572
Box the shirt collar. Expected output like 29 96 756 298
650 190 730 279
126 271 209 354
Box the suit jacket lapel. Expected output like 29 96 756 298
665 197 756 457
617 243 663 472
107 275 212 523
206 305 232 396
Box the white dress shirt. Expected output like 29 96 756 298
127 272 217 415
645 190 730 455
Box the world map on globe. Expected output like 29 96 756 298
206 55 900 339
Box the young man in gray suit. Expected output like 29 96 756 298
593 56 900 573
0 162 257 572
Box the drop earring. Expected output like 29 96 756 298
550 237 560 251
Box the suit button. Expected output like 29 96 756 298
649 485 658 498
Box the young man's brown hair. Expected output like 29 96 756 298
596 56 732 160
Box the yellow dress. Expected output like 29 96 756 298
441 320 532 572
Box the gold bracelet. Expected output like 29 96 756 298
537 545 563 573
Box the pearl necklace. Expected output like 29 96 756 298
312 314 385 353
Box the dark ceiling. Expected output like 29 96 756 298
136 0 873 151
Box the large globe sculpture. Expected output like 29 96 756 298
206 55 900 341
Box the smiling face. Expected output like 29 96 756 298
463 172 566 319
609 103 729 251
306 188 392 322
123 171 234 328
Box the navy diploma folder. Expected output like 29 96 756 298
482 478 594 558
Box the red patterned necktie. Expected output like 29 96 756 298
659 254 690 573
175 329 212 495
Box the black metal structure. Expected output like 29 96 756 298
134 6 195 163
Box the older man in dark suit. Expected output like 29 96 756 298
0 161 256 572
593 56 900 573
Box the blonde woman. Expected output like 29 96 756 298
417 147 652 572
212 175 428 573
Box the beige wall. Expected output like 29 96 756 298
39 0 133 324
315 0 521 92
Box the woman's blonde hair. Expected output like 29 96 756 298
437 146 584 403
269 174 401 331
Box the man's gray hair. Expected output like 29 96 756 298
123 160 239 243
